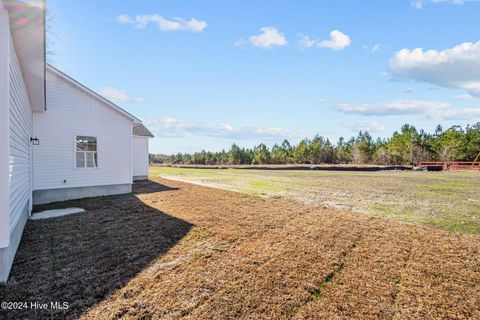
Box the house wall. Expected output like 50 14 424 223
0 1 11 251
32 69 133 204
132 136 149 180
8 34 32 231
1 4 33 282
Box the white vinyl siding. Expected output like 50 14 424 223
8 34 32 232
33 70 133 190
132 136 149 177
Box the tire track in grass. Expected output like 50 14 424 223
76 179 479 320
291 233 362 319
389 229 415 319
392 230 480 320
82 182 321 319
185 210 367 320
294 220 413 320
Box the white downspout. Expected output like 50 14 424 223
130 123 133 185
30 112 34 214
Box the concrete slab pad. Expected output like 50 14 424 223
30 208 85 220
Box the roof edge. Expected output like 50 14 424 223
133 123 155 138
5 0 46 112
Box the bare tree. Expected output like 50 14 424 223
45 8 58 62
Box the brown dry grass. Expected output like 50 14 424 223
152 167 480 234
1 178 479 319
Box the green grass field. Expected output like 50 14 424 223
150 166 480 234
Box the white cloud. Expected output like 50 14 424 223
363 44 380 53
298 35 317 49
412 0 477 9
413 1 424 9
429 107 480 120
144 118 303 140
371 44 380 53
455 93 475 100
319 30 351 51
403 87 415 94
390 41 480 96
234 39 247 47
116 14 207 32
298 30 351 51
248 27 287 48
336 100 449 116
336 99 480 120
99 86 144 103
344 120 386 133
116 14 131 24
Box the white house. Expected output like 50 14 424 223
32 65 152 204
0 0 154 282
133 123 154 180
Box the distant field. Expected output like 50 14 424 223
150 166 480 234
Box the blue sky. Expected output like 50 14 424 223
47 0 480 154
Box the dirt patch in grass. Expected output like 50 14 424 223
1 178 479 319
153 167 480 234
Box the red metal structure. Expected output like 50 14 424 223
418 161 480 171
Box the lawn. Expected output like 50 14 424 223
1 178 479 319
151 166 480 234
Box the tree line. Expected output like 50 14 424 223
153 123 480 166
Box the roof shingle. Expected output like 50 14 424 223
133 123 154 137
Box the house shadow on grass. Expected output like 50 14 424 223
133 178 179 196
0 180 191 320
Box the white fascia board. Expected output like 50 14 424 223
6 0 46 112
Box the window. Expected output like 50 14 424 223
76 136 97 168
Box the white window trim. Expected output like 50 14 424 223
74 135 98 170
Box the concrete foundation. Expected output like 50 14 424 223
133 175 148 181
0 203 29 283
33 183 132 205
